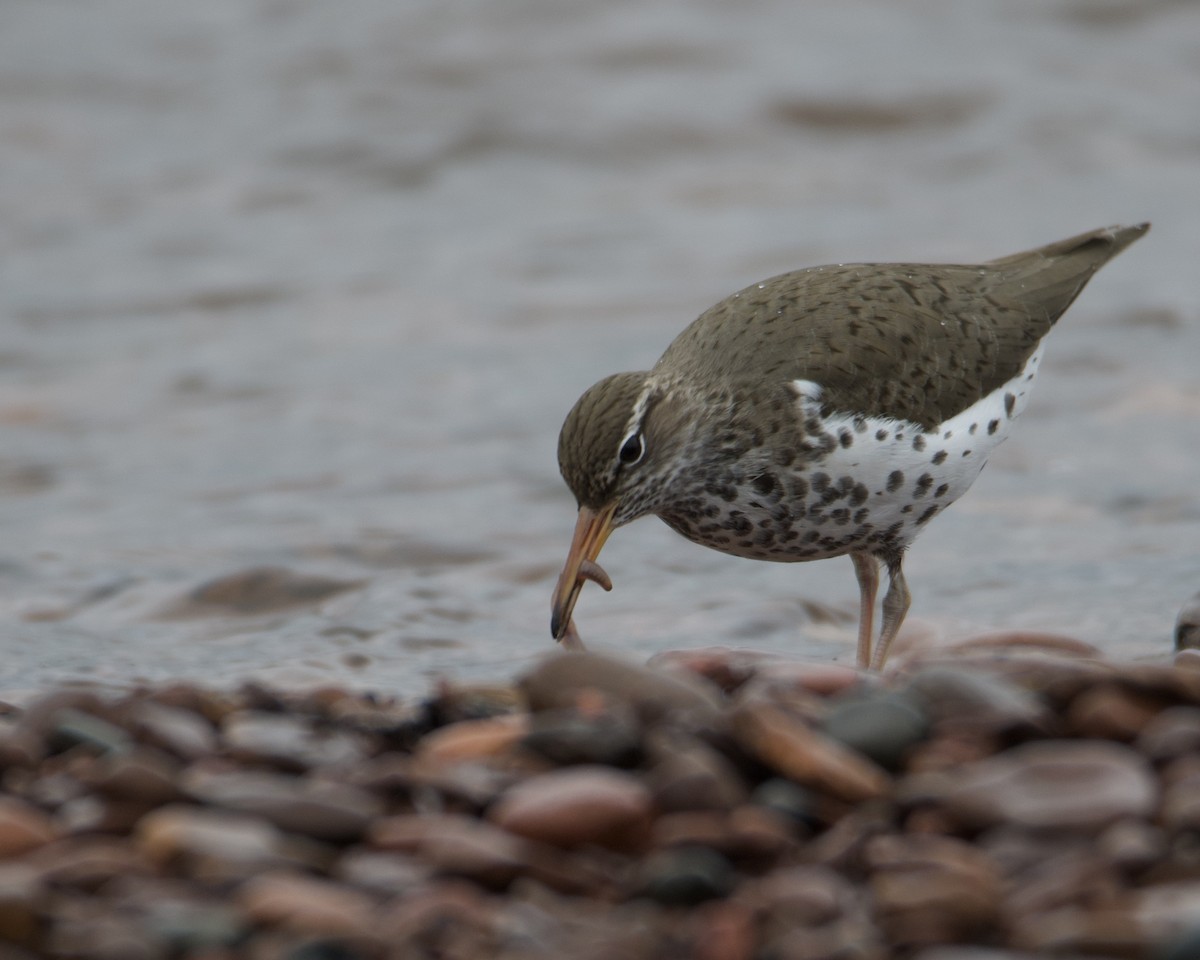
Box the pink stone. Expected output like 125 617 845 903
489 765 652 851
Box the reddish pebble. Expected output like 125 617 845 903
489 765 652 851
731 703 890 803
415 713 530 765
0 798 57 858
239 870 376 935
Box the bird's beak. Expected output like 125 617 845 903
551 503 616 643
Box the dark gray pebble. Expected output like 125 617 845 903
821 690 929 770
635 846 736 905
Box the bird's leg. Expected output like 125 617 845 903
849 550 879 669
870 553 911 671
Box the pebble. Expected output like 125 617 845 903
820 689 929 770
0 654 1196 956
369 813 532 888
488 765 653 851
902 665 1049 734
222 710 367 769
1174 589 1200 650
635 846 737 904
181 768 381 842
908 740 1158 831
135 805 318 879
643 729 747 812
522 705 643 767
238 870 376 936
414 713 530 765
0 798 57 858
730 701 891 802
1067 682 1165 740
520 651 723 725
1137 705 1200 760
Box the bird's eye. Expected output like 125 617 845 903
618 432 645 466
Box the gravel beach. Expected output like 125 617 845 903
2 643 1200 958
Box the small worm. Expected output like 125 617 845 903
579 558 613 592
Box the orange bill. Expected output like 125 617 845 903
550 503 617 643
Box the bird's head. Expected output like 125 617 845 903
550 371 692 643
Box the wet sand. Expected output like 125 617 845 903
2 1 1199 698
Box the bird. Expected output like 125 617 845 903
550 223 1149 669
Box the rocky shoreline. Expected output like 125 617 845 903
2 642 1199 959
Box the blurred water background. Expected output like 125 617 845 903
2 0 1198 698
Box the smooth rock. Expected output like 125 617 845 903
1159 924 1200 960
1161 762 1200 832
0 797 57 858
221 711 368 769
488 765 653 852
182 768 381 842
821 690 929 770
57 795 157 835
424 680 526 725
1013 905 1146 956
522 707 642 767
373 880 495 948
1133 881 1200 941
753 660 865 697
84 747 184 804
1137 706 1200 761
730 702 890 803
1099 819 1166 873
911 951 1043 960
369 813 531 888
141 898 247 952
0 863 42 945
908 740 1157 831
519 652 723 725
42 906 165 960
415 713 530 765
25 836 151 890
635 846 736 905
1175 590 1200 650
17 690 110 740
0 722 44 769
136 805 318 879
689 900 756 960
127 702 218 760
643 729 747 812
946 631 1102 658
238 870 376 935
652 807 796 864
1067 683 1164 740
750 778 819 829
867 834 1001 946
1176 648 1200 671
335 849 430 893
902 666 1048 733
904 732 1002 775
981 831 1117 917
648 646 762 693
49 707 134 756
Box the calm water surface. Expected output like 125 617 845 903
2 0 1198 698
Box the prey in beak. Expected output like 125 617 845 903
550 503 616 649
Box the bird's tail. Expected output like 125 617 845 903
988 222 1150 323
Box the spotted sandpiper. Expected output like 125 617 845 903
551 224 1148 669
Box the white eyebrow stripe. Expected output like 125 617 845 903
619 384 655 453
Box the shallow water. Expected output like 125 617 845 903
2 0 1198 699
